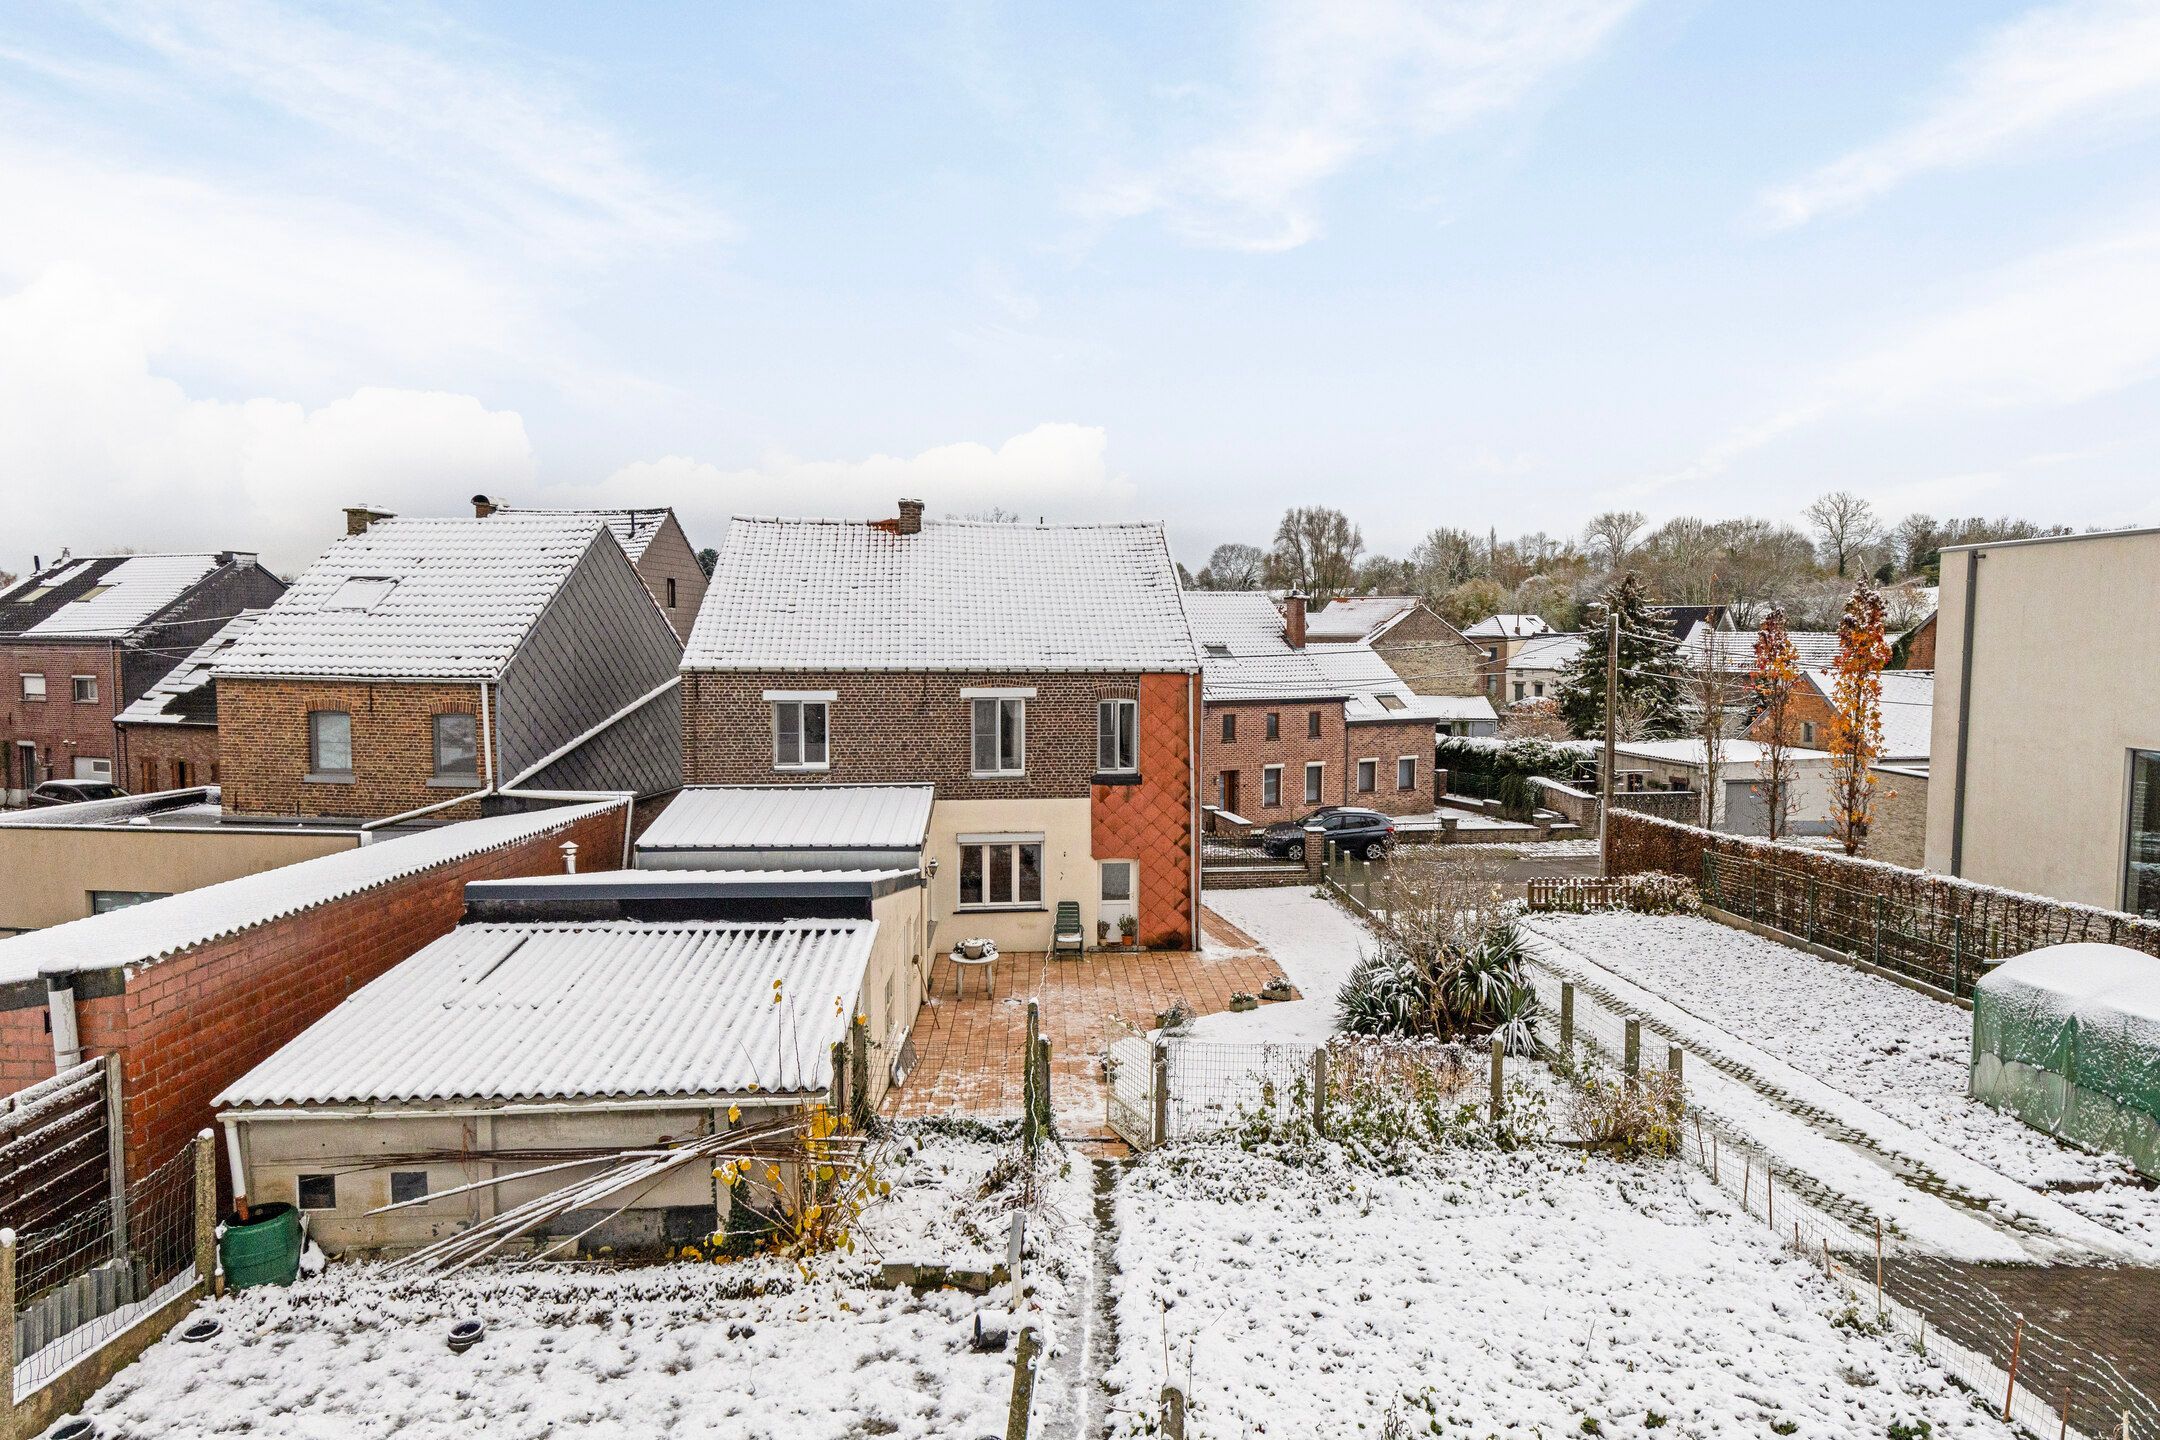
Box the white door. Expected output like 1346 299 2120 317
1099 860 1136 938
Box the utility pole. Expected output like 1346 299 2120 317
1601 608 1619 878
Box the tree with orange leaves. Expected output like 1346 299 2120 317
1748 608 1802 843
1825 580 1891 856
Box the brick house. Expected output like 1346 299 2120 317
1748 667 1933 763
1463 613 1561 707
112 609 265 793
214 513 683 825
1891 610 1937 669
680 500 1202 953
1186 592 1449 825
1305 595 1489 699
474 495 710 644
1 551 287 805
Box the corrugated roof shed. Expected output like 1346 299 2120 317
637 785 935 853
116 610 265 726
216 515 606 680
685 517 1200 672
215 919 872 1108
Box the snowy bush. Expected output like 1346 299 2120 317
1620 871 1700 915
1337 912 1540 1055
1565 1071 1685 1157
1222 1039 1552 1169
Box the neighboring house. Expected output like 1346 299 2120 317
1891 611 1937 669
1610 738 1836 836
1679 621 1842 675
1645 604 1733 641
1929 527 2160 916
214 513 684 825
474 495 709 644
1305 594 1487 697
1494 632 1588 709
0 552 287 805
680 500 1202 953
113 609 266 793
1750 668 1933 763
1463 614 1568 707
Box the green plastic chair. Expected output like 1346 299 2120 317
1052 900 1086 956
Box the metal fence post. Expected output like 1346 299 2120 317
1952 910 1965 997
1 1227 15 1399
1309 1047 1328 1137
1872 895 1883 969
1623 1016 1641 1086
104 1050 129 1262
193 1128 216 1285
1805 876 1818 944
1559 983 1574 1055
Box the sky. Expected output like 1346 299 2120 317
2 0 2158 578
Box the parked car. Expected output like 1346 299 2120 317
26 780 129 808
1258 806 1394 861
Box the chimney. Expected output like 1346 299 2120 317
472 494 499 518
896 498 925 536
1284 590 1308 649
344 504 394 537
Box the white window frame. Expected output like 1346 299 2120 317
1397 755 1418 791
1099 859 1135 905
307 709 353 780
1304 761 1325 805
296 1173 338 1212
965 689 1030 777
71 675 97 704
431 712 479 783
1356 758 1378 793
1097 698 1139 774
1262 764 1282 809
955 832 1046 910
19 673 45 701
765 690 834 772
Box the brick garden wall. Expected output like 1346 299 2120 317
6 804 625 1182
217 677 487 822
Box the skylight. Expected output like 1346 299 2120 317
325 577 400 612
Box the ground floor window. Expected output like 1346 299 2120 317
1262 765 1282 808
1304 762 1324 804
1356 758 1377 793
957 836 1044 908
297 1173 338 1211
1398 756 1417 791
390 1171 430 1205
2127 749 2160 918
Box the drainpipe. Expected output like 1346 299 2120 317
44 973 81 1072
223 1118 249 1220
1948 550 1984 876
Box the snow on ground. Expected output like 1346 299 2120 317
71 1133 1088 1439
1456 835 1604 857
1106 1141 2015 1439
1528 911 2160 1251
1194 887 1374 1043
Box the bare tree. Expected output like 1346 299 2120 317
1196 542 1265 589
1583 510 1646 570
1683 631 1745 831
1409 528 1481 595
1266 506 1365 601
1748 608 1803 843
1805 491 1879 577
1497 696 1571 740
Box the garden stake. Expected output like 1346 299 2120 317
1767 1166 1774 1231
1873 1219 1882 1309
1710 1134 1718 1183
1489 1035 1505 1125
2058 1383 2069 1440
2003 1314 2024 1422
1742 1157 1750 1212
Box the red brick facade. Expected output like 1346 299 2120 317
1203 703 1436 822
2 640 127 793
216 677 487 823
0 804 626 1180
1345 718 1442 815
117 724 222 793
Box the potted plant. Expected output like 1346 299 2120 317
1096 919 1111 949
1118 914 1139 948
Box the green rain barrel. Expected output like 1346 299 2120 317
220 1202 303 1289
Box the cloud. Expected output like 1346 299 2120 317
0 267 534 576
1759 0 2160 229
1072 0 1639 251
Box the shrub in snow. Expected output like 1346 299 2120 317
1620 871 1700 915
1226 1038 1552 1168
1338 912 1540 1056
1565 1071 1685 1157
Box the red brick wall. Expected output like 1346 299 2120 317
11 804 627 1180
1202 698 1346 822
1345 719 1439 816
1747 685 1837 750
1 640 123 791
1372 608 1485 697
217 678 487 822
1897 613 1937 669
1093 673 1198 948
116 725 223 793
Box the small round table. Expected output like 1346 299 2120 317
949 942 1000 998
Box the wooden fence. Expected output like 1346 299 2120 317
1524 877 1627 913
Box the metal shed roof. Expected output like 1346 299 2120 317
637 785 935 854
216 919 874 1109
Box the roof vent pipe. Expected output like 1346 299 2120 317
560 840 579 874
44 974 81 1072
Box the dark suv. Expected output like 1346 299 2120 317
27 780 129 808
1259 806 1394 861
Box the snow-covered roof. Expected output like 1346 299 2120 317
1683 622 1841 672
1305 646 1464 724
216 515 607 680
1612 738 1831 769
496 507 677 563
1803 668 1934 760
1 554 231 639
0 802 617 985
116 611 265 727
686 516 1200 673
637 785 935 854
1304 595 1420 644
1182 591 1289 650
1509 633 1587 672
1418 694 1499 722
216 919 871 1109
1184 591 1349 701
1464 614 1552 639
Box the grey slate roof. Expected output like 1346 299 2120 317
685 516 1201 673
116 610 265 727
0 553 233 640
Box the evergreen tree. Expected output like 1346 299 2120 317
1555 573 1687 739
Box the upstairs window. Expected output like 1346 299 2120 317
19 673 45 701
308 710 353 777
1098 699 1138 774
325 576 398 612
432 713 478 779
71 675 97 704
1265 712 1280 740
1221 713 1236 744
971 696 1026 776
665 577 678 609
1307 711 1322 739
771 695 830 770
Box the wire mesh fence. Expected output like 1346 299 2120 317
1525 952 2160 1440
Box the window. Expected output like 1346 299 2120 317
665 577 678 609
1801 721 1815 746
1357 759 1377 793
771 696 830 770
1307 711 1322 739
2127 750 2160 918
1100 860 1134 904
297 1173 338 1211
1533 682 1546 698
1485 675 1497 694
1262 765 1282 808
307 710 353 778
1305 762 1324 804
1221 712 1236 743
89 890 168 914
1098 699 1138 773
172 759 191 788
390 1171 430 1205
956 836 1044 908
432 713 478 779
1513 682 1525 702
971 696 1026 776
19 673 45 701
71 675 97 704
1265 712 1280 740
1398 757 1417 791
325 576 398 611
